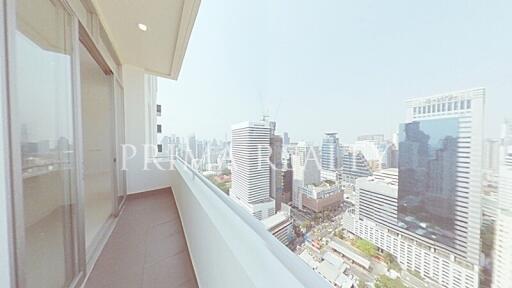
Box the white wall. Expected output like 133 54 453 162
122 65 171 194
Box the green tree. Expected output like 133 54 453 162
354 239 377 257
357 280 366 288
383 252 401 272
334 229 345 240
374 275 406 288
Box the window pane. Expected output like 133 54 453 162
80 43 115 249
15 0 77 287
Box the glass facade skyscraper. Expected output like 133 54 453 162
399 88 485 265
398 118 459 248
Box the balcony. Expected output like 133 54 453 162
79 158 330 288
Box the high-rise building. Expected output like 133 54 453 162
481 171 499 226
196 139 205 160
384 142 398 169
321 132 340 171
269 121 283 211
283 132 290 145
492 124 512 288
398 88 485 266
282 155 293 204
230 121 275 220
321 133 340 181
188 134 197 160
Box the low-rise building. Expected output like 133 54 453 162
298 181 343 212
262 211 293 246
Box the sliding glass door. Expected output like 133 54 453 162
6 0 127 286
79 42 117 251
13 0 79 286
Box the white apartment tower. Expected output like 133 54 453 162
230 121 275 220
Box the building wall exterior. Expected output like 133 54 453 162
298 181 342 212
301 192 342 213
355 175 398 228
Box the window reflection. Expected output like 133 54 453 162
398 118 459 248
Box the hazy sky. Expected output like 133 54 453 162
158 0 512 144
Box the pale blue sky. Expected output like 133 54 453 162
158 0 512 144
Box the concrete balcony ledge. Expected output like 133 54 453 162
170 159 330 288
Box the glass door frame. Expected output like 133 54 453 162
113 77 127 215
0 0 17 286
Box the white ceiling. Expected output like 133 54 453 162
90 0 200 79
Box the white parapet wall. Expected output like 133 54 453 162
170 159 331 288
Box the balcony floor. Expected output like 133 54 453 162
85 188 198 288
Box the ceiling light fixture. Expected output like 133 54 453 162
138 23 148 31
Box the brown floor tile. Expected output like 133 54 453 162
142 251 195 288
85 188 197 288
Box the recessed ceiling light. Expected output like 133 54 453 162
138 23 148 31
